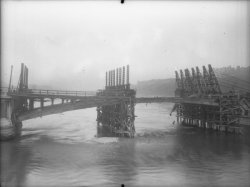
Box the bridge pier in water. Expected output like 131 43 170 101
0 64 29 139
96 65 136 138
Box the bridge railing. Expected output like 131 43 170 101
8 88 97 97
96 89 136 98
0 87 9 97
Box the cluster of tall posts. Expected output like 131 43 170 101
105 65 130 90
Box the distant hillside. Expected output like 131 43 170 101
214 66 250 94
136 79 175 97
135 66 250 97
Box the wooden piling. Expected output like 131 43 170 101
29 98 34 110
119 68 122 86
113 70 116 87
109 71 111 88
126 65 129 89
122 66 125 85
106 71 108 88
116 68 119 87
40 98 44 108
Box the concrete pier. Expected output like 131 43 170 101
0 94 22 140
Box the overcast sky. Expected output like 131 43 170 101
2 1 249 90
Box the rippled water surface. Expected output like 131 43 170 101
1 103 250 187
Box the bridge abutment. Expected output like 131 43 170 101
0 94 22 140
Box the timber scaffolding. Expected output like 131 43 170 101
96 65 136 137
174 64 242 134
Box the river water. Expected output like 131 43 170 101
1 103 250 187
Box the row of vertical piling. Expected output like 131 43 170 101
177 112 242 134
19 63 29 90
106 65 130 89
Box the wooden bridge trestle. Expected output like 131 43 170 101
174 64 242 134
96 65 136 137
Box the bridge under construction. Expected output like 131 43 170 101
0 63 249 139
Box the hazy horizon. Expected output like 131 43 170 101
2 1 249 90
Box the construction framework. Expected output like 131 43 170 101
96 65 136 137
175 64 241 133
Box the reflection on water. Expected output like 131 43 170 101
1 103 250 187
1 140 31 187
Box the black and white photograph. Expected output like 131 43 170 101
1 0 250 186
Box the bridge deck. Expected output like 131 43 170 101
135 97 218 106
18 96 218 121
9 89 96 99
4 88 218 106
18 96 131 121
2 87 219 122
